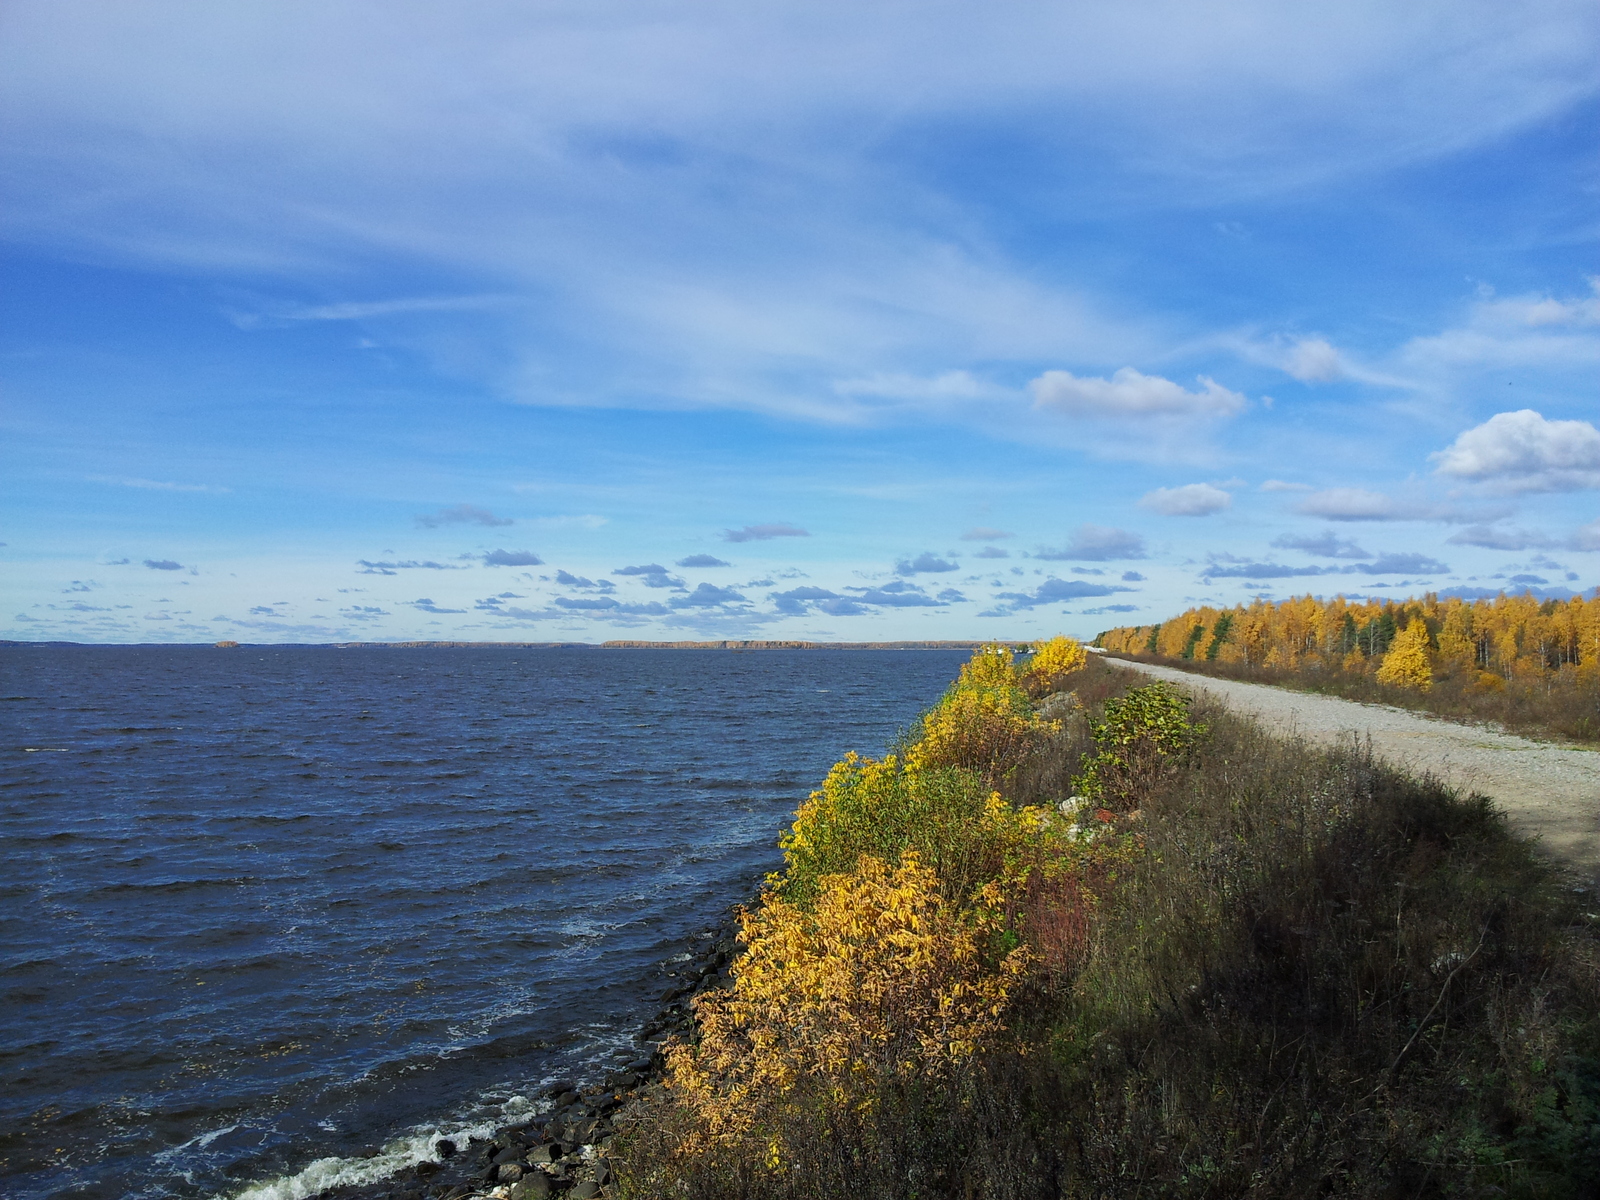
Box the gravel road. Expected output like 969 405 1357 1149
1103 655 1600 889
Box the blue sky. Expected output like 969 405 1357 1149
3 0 1598 644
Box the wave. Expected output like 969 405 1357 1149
225 1095 546 1200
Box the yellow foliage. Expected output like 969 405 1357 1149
1437 599 1474 661
906 684 1045 777
779 751 1052 907
1097 589 1600 680
1022 634 1088 697
665 852 1029 1146
1376 620 1433 690
900 643 1054 780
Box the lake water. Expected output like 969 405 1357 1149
0 645 969 1200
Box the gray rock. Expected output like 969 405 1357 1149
526 1142 562 1165
497 1162 525 1183
570 1182 601 1200
509 1175 553 1200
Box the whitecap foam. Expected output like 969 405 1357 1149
224 1093 546 1200
154 1123 239 1163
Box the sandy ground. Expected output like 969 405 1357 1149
1101 655 1600 890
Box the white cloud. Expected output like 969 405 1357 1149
1399 280 1600 373
1260 479 1312 492
1138 483 1232 516
1282 337 1344 382
1029 368 1246 419
1292 487 1511 525
1294 488 1416 521
1431 409 1600 493
1572 519 1600 552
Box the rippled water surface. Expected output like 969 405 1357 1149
0 645 969 1200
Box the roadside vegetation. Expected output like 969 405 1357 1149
1096 591 1600 745
615 640 1600 1198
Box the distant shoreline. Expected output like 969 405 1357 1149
2 639 1011 650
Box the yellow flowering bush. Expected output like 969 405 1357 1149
664 851 1030 1148
1021 634 1089 697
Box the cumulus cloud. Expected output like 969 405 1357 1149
482 549 542 566
722 523 809 542
1446 525 1556 551
992 577 1133 610
1360 553 1448 575
1271 531 1371 558
1138 483 1232 516
1201 551 1447 579
770 585 845 615
1294 488 1413 522
1030 368 1246 420
768 585 870 614
1035 524 1146 561
409 597 466 614
1200 560 1327 580
849 581 946 607
975 546 1009 559
1431 410 1600 493
554 595 670 615
358 558 467 574
961 527 1012 541
670 583 749 608
554 570 614 591
1121 571 1146 581
676 554 731 567
895 552 959 574
613 563 685 588
416 503 513 528
143 558 183 570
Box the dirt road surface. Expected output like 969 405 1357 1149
1103 655 1600 889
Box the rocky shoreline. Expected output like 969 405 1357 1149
314 920 740 1200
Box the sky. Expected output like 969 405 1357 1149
3 0 1598 645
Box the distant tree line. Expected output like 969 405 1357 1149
1099 590 1600 687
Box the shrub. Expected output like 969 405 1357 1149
1020 634 1089 697
778 752 1051 909
661 852 1030 1152
903 643 1051 781
1070 680 1207 809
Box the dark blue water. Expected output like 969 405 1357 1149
0 646 968 1200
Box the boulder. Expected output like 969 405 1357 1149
509 1175 553 1200
497 1162 525 1183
